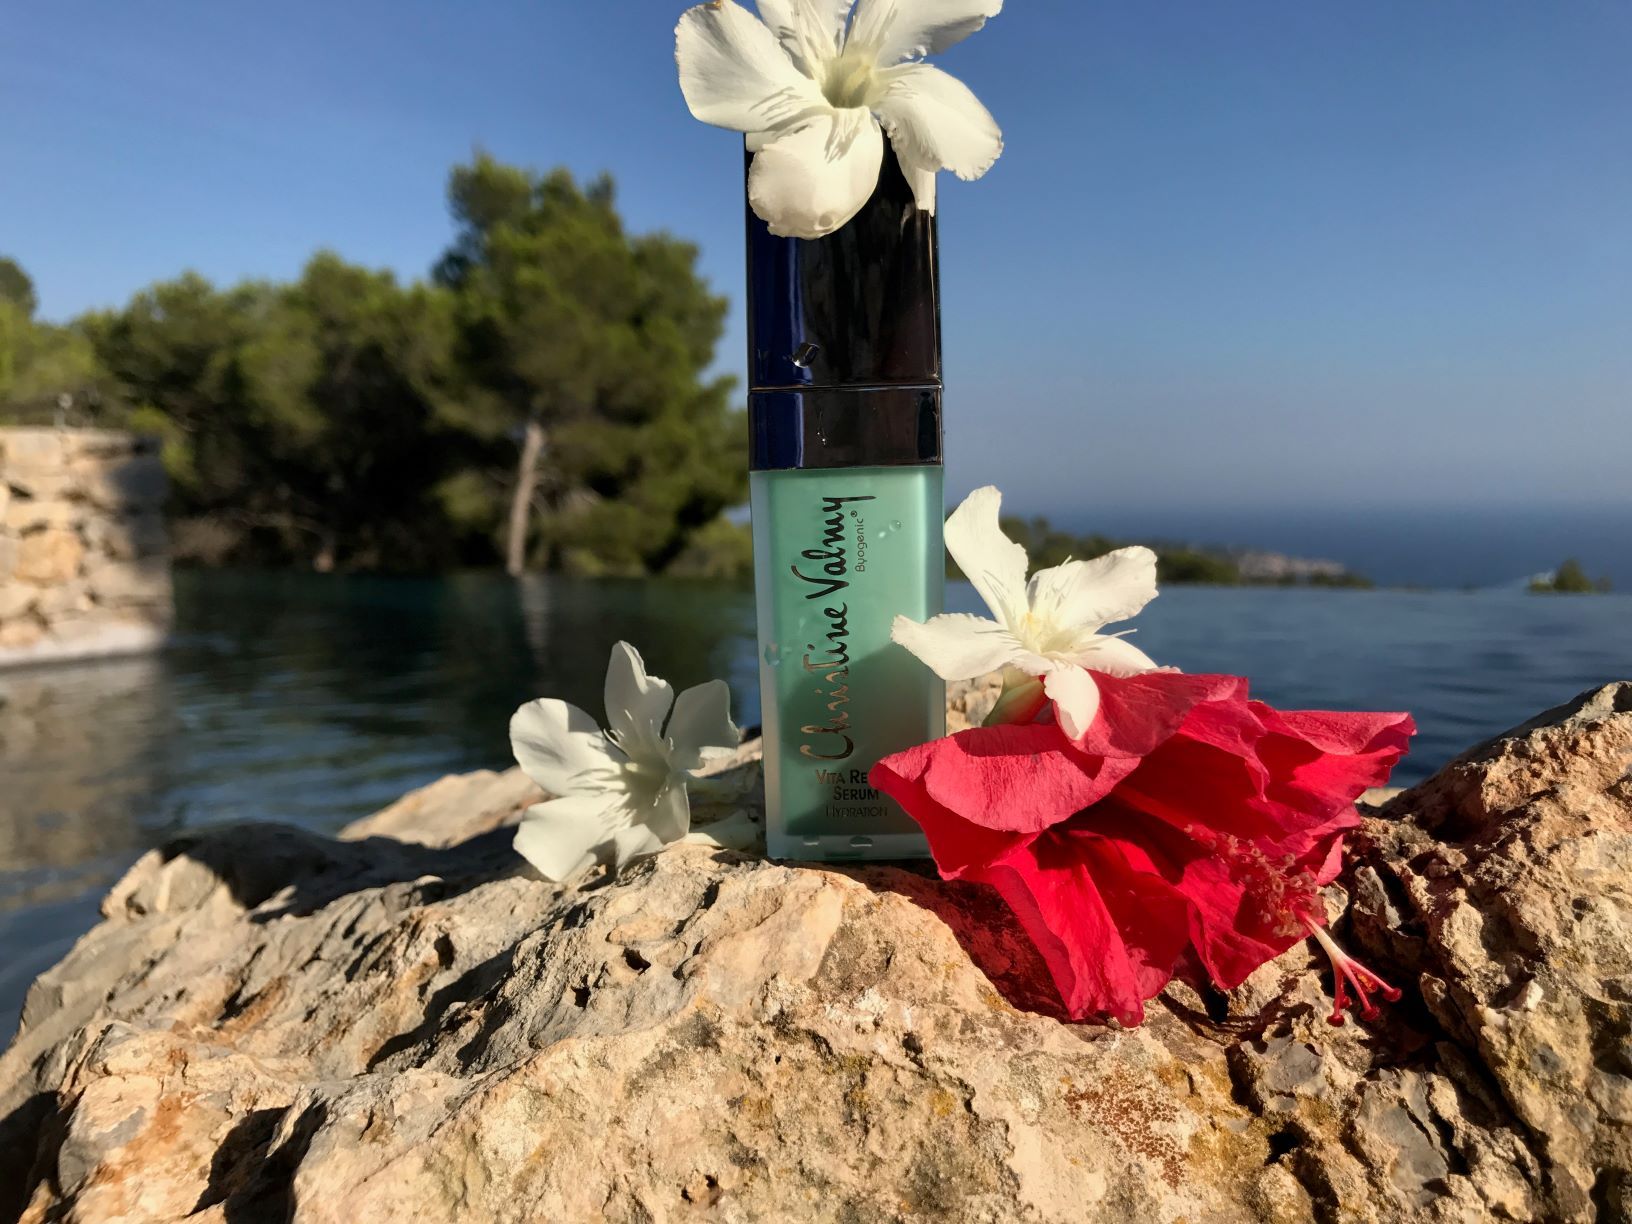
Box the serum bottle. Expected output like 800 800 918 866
747 149 945 861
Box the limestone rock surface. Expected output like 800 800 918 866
3 685 1630 1222
0 428 171 668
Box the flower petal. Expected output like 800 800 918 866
1098 701 1287 846
684 806 763 853
509 698 618 796
872 63 1002 212
666 679 739 772
897 158 939 216
1086 806 1325 992
748 108 883 238
891 612 1019 680
1069 832 1195 1010
1070 633 1160 678
609 823 670 871
871 720 1133 876
944 486 1029 629
1028 546 1159 634
604 641 674 764
1250 705 1417 823
973 831 1165 1026
1079 671 1246 759
677 0 827 134
634 783 693 855
756 0 852 74
1045 665 1101 740
513 793 626 882
850 0 1003 64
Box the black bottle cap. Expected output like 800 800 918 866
749 386 942 471
746 144 942 392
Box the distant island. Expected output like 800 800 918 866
1529 558 1613 594
977 516 1374 589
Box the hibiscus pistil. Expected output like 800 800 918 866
1306 919 1403 1026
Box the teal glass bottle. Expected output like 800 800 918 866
746 148 945 861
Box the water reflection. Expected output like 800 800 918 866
0 571 764 857
0 654 177 883
0 655 181 1038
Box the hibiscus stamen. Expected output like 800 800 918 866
1304 919 1402 1026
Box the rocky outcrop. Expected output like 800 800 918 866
0 428 171 667
2 685 1629 1222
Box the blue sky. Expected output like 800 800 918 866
3 0 1629 520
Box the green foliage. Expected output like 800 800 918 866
1157 549 1241 585
54 157 743 575
995 516 1118 571
666 517 754 579
0 300 24 404
1530 558 1610 594
81 272 269 464
85 261 464 569
0 259 103 421
957 515 1371 588
0 257 37 317
955 516 1245 586
431 155 744 572
1551 558 1595 593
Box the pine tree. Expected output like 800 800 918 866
432 156 744 575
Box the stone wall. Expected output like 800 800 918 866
0 428 172 667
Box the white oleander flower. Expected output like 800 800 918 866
676 0 1004 239
510 641 741 881
891 487 1162 739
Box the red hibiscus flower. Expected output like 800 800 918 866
871 670 1415 1026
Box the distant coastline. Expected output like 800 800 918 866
1045 503 1632 592
977 516 1375 590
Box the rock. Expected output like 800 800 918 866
0 617 167 666
84 557 171 607
72 454 169 511
11 529 84 586
3 464 79 500
1354 684 1632 1219
32 579 91 618
83 512 168 561
3 684 1630 1222
1358 786 1404 811
0 429 65 467
342 767 542 846
3 497 82 534
0 618 45 650
947 672 1003 732
0 579 36 620
1 428 172 669
60 430 144 461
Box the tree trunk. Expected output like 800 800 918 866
506 418 547 577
